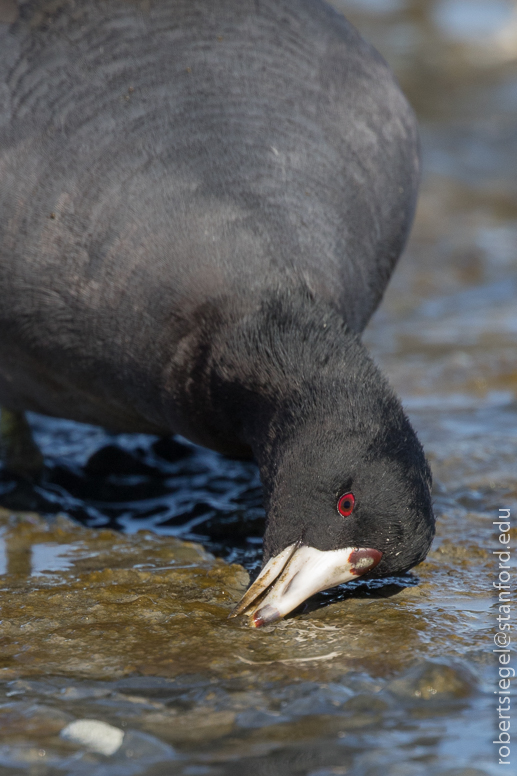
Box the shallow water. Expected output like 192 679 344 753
1 0 516 774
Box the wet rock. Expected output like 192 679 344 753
58 685 112 701
152 436 194 462
278 682 354 717
244 714 346 745
0 505 497 687
112 729 176 762
60 719 124 755
341 674 385 695
341 693 390 713
141 708 235 744
0 702 72 739
0 744 63 771
59 720 177 775
209 688 267 712
0 509 256 681
235 709 288 729
334 692 390 731
85 445 155 475
387 660 477 703
5 678 62 698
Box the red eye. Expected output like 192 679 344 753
337 492 355 517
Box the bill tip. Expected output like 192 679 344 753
252 605 280 628
349 547 383 575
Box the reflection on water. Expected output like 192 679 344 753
0 531 76 577
0 0 517 774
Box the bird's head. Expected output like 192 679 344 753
230 371 434 627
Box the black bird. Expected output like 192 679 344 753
0 0 434 626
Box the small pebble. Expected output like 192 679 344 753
60 719 124 756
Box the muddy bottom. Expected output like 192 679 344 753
1 0 517 774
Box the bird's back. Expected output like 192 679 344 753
0 0 419 431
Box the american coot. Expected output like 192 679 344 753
0 0 434 626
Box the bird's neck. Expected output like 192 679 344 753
172 287 368 479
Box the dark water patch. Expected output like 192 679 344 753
0 417 267 573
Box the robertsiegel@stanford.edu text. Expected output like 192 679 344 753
493 508 513 767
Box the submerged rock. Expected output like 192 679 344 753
60 719 124 755
0 506 497 684
0 508 250 680
387 659 477 702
